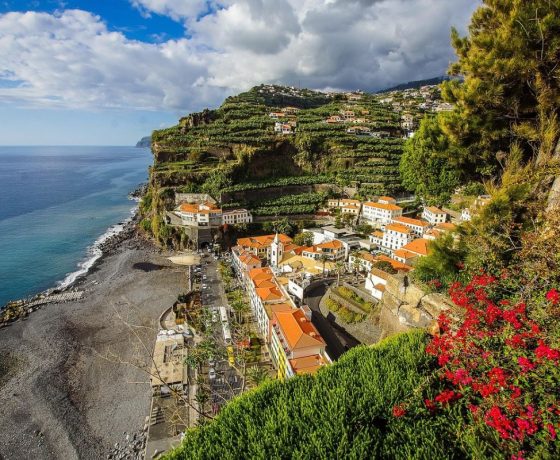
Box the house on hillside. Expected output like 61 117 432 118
274 122 294 135
421 206 447 225
270 308 327 379
361 201 403 225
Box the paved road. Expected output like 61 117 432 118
304 282 361 361
197 253 243 413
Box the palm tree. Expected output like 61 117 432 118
319 253 329 276
246 365 269 388
334 261 345 286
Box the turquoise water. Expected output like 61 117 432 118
0 146 152 306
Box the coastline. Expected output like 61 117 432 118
1 186 146 326
0 227 187 459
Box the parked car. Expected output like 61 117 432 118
208 368 216 379
212 311 218 323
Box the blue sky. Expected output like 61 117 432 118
0 0 479 145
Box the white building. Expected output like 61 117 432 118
381 223 413 253
175 202 222 227
421 206 447 225
365 268 390 300
361 201 403 225
390 216 429 237
222 208 253 225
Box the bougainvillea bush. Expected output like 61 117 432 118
394 273 560 459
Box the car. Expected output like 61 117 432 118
208 359 215 368
211 311 218 323
202 275 207 280
202 284 208 289
208 368 216 379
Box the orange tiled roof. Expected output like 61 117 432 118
256 286 284 302
274 309 325 350
264 302 294 319
248 267 273 281
254 279 276 289
317 239 343 250
400 238 429 256
237 234 292 249
393 248 419 260
363 202 402 211
378 196 396 202
425 206 445 214
375 254 412 272
289 354 326 375
371 230 384 238
385 223 411 234
392 216 429 227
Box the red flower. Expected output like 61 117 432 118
510 386 522 399
435 389 461 405
547 423 557 440
517 356 535 373
488 367 508 387
535 340 560 361
546 288 560 305
392 404 406 418
424 399 436 413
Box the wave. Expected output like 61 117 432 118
55 205 138 291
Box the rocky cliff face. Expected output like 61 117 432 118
377 274 462 337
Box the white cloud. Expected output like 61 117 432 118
0 1 479 112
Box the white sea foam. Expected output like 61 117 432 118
55 205 138 291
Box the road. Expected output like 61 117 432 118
304 282 361 361
197 252 243 415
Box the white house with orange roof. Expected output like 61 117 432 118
231 246 262 282
390 216 429 237
381 223 413 253
424 222 457 241
392 238 430 265
270 307 327 379
369 230 384 248
421 206 447 225
378 196 397 205
361 201 403 225
365 268 390 300
175 201 222 227
301 239 345 262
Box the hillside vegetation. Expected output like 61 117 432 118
141 84 435 245
164 331 472 460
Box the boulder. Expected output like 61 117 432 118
398 303 432 329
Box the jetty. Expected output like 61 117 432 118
1 290 85 326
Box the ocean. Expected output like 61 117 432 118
0 146 152 306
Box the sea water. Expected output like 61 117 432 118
0 146 152 306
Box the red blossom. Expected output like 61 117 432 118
424 399 437 414
535 340 560 361
392 404 406 418
435 389 461 405
546 288 560 305
517 356 535 373
547 423 557 440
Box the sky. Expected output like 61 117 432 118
0 0 479 145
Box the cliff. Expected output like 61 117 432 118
135 136 151 148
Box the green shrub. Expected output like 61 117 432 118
163 331 488 459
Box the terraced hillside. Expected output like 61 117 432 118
144 84 434 244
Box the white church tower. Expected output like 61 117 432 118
270 233 283 268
